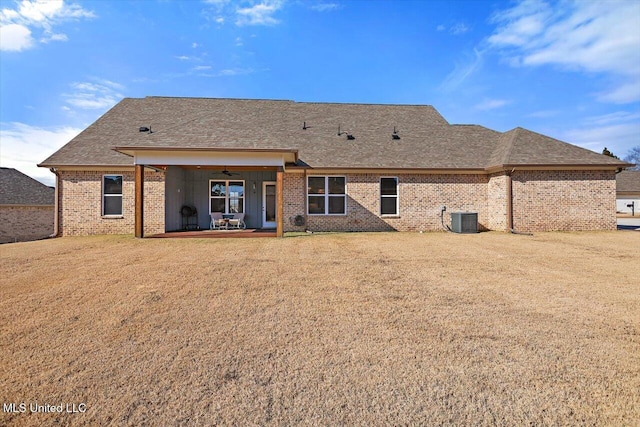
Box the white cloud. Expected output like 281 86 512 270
0 0 94 51
0 122 82 186
203 0 230 6
557 111 640 155
597 80 640 105
475 98 511 111
488 0 640 104
440 48 484 91
0 23 33 51
449 22 469 35
62 79 124 110
41 32 68 43
310 3 339 12
584 111 640 126
193 65 212 71
236 1 282 26
562 122 639 153
216 68 254 76
436 22 470 35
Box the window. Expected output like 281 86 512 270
307 176 346 215
210 180 244 214
103 175 123 216
380 177 398 216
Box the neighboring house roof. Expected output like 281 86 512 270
616 170 640 194
39 97 631 170
0 168 54 205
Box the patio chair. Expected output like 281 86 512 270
210 212 226 230
228 213 246 229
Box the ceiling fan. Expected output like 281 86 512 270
218 167 239 176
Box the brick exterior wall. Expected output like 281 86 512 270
283 173 489 232
487 173 508 231
56 169 617 236
511 170 617 232
0 205 54 243
58 169 165 236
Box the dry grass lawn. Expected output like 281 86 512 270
1 231 639 426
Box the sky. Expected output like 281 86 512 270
1 0 639 186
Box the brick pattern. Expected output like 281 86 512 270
57 169 617 236
0 206 54 243
282 173 306 232
283 173 489 232
511 170 617 232
487 173 508 231
58 170 165 236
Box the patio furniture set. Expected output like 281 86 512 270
210 212 246 230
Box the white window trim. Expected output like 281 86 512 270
380 176 399 217
209 179 245 214
307 175 347 216
102 174 123 217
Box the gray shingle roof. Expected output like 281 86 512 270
0 168 55 205
39 97 630 170
617 171 640 193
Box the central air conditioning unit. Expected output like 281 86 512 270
450 212 478 233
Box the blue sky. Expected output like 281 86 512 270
1 0 639 186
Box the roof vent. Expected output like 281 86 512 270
392 126 400 140
337 125 355 140
139 126 150 133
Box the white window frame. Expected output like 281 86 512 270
209 179 245 214
102 174 123 217
307 175 347 216
380 176 399 217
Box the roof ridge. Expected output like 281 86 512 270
143 96 441 108
146 96 294 102
502 127 521 165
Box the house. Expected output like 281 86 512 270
616 170 640 215
38 97 632 237
0 167 55 243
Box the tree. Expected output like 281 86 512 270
624 146 640 170
602 147 619 159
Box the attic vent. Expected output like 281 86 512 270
450 212 478 233
337 125 354 140
139 126 150 133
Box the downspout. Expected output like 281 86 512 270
506 168 533 236
506 170 513 231
50 168 60 237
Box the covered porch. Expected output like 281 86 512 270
115 146 298 238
